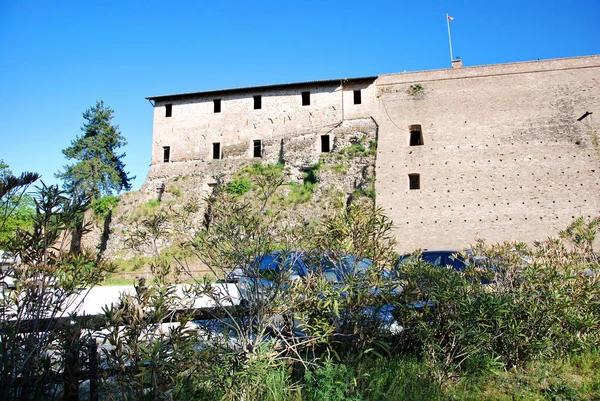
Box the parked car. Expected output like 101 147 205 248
230 251 403 334
397 250 467 271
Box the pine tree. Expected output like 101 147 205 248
56 101 134 199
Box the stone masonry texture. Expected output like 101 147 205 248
145 56 600 252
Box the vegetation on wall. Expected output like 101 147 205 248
90 194 120 220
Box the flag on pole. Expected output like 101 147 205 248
446 14 454 62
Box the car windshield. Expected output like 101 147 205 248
318 254 373 283
257 254 282 273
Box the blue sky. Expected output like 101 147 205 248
1 0 599 192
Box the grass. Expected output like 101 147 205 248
222 351 600 401
100 276 136 286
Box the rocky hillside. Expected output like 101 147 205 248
81 118 379 273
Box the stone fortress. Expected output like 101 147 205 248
144 55 600 251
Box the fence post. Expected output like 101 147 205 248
88 340 98 401
63 325 81 401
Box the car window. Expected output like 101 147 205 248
447 254 466 271
322 269 341 283
422 253 443 266
258 254 281 273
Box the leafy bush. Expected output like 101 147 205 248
393 232 600 382
90 194 120 219
304 359 361 401
340 144 367 158
226 177 251 196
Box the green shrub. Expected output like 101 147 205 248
282 182 315 204
226 177 251 196
393 236 600 382
243 162 285 177
304 359 361 401
90 194 120 220
340 144 367 158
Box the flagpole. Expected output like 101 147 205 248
446 13 454 62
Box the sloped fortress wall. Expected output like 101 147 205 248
374 56 600 250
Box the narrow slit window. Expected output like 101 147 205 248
409 174 420 190
253 140 262 158
321 135 330 153
212 142 221 159
302 91 310 106
163 146 170 162
165 104 172 118
409 125 423 146
214 99 221 113
353 90 362 105
253 95 262 110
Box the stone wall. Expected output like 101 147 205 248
141 55 600 253
374 56 600 250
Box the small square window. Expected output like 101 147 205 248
409 174 420 190
163 146 170 162
353 90 362 105
409 125 423 146
302 91 310 106
253 139 262 157
253 95 262 110
214 99 221 113
165 104 172 118
321 135 330 153
212 143 221 159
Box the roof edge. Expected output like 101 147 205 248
146 76 378 102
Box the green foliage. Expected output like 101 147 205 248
339 138 376 159
393 233 600 383
0 183 110 399
0 193 35 243
331 163 348 174
408 83 425 97
226 177 251 196
90 194 120 220
303 162 322 185
243 161 285 177
0 160 40 246
136 198 161 217
340 144 367 158
168 185 182 198
56 100 134 199
285 181 315 205
304 359 361 401
355 356 441 400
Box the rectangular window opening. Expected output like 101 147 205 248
253 139 262 158
302 91 310 106
321 135 330 153
214 99 221 113
409 174 421 190
163 146 170 163
165 104 172 118
409 124 423 146
253 95 262 110
353 90 362 105
212 142 221 159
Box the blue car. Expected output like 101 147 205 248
230 251 403 335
